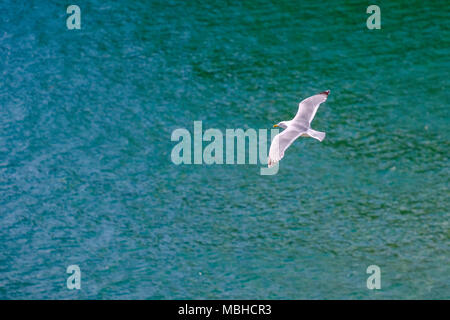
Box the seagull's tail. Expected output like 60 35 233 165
306 129 326 142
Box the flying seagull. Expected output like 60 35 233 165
268 90 330 168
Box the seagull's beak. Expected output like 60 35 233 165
273 124 278 127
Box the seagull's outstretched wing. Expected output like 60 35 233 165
268 127 305 167
293 90 329 124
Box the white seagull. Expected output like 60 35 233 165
268 90 330 167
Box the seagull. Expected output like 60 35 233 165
268 90 330 168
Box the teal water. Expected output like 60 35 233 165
0 0 449 299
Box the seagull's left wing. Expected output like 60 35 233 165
268 127 305 167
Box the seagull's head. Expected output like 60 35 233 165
273 121 288 129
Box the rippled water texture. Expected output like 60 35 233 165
0 0 449 299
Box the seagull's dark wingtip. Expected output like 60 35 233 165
320 90 330 95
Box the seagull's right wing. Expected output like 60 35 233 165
293 90 329 124
268 127 304 167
